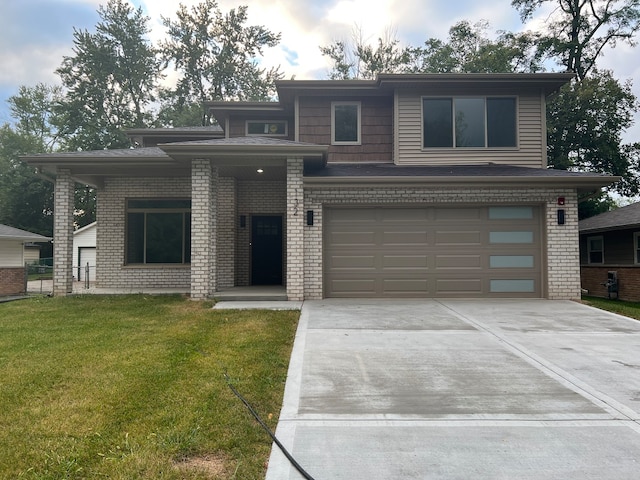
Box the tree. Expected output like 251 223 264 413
159 0 282 126
406 21 543 74
512 0 640 80
0 85 60 237
320 22 543 79
55 0 161 151
320 27 409 80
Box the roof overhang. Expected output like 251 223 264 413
303 164 616 194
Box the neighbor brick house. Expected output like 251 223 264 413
579 202 640 301
23 74 615 300
0 224 51 296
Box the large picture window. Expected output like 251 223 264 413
423 97 517 148
332 102 361 144
126 199 191 264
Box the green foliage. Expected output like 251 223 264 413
512 0 640 80
55 0 161 151
0 295 299 479
159 0 282 125
547 71 640 195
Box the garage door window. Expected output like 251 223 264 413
489 206 533 219
489 231 534 244
490 279 535 293
490 255 534 268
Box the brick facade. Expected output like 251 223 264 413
96 177 192 291
580 266 640 301
286 158 304 300
0 267 25 296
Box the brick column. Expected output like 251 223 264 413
217 177 236 288
286 158 304 300
191 160 217 300
53 168 74 295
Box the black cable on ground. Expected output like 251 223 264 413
223 372 317 480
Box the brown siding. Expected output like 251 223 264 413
396 89 546 167
298 96 393 163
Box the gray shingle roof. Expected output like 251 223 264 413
579 202 640 233
305 163 612 178
0 224 51 241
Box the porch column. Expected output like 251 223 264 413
53 168 74 295
191 159 217 300
286 157 304 300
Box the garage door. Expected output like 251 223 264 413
324 206 542 298
77 247 96 282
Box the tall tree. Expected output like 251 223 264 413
320 27 409 80
321 22 542 79
159 0 282 126
55 0 161 151
0 85 59 237
512 0 640 80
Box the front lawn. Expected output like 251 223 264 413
0 295 299 479
582 295 640 321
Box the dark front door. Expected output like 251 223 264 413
251 215 283 285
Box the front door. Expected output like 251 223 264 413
251 215 283 285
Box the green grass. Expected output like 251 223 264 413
0 295 299 479
582 295 640 321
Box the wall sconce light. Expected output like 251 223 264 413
306 210 314 226
240 215 246 228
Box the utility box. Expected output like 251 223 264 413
604 271 618 300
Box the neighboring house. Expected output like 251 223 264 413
579 202 640 301
73 222 97 282
0 224 51 296
23 73 616 300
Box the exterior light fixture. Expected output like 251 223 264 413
257 168 264 174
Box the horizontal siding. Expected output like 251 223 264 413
396 90 545 167
299 96 394 163
0 240 24 267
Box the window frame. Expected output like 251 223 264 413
422 96 518 149
331 101 361 145
634 232 640 264
245 120 288 137
587 235 604 265
125 198 191 265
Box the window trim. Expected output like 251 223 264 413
587 235 604 265
421 96 518 150
331 101 361 145
245 120 288 137
125 198 191 265
634 232 640 264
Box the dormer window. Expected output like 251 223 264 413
246 120 287 136
332 101 361 145
423 97 517 148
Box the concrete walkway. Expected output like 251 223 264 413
266 299 640 480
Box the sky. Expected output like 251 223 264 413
0 0 639 141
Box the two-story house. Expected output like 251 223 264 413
23 73 615 300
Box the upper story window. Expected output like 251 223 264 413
246 120 287 136
126 199 191 265
587 235 604 264
332 101 361 145
423 97 517 148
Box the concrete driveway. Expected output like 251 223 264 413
265 299 640 480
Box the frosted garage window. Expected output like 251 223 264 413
490 255 534 268
489 231 534 244
490 279 535 292
489 207 533 219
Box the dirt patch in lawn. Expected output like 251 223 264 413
173 453 233 478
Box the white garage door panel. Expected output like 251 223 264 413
325 206 542 298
